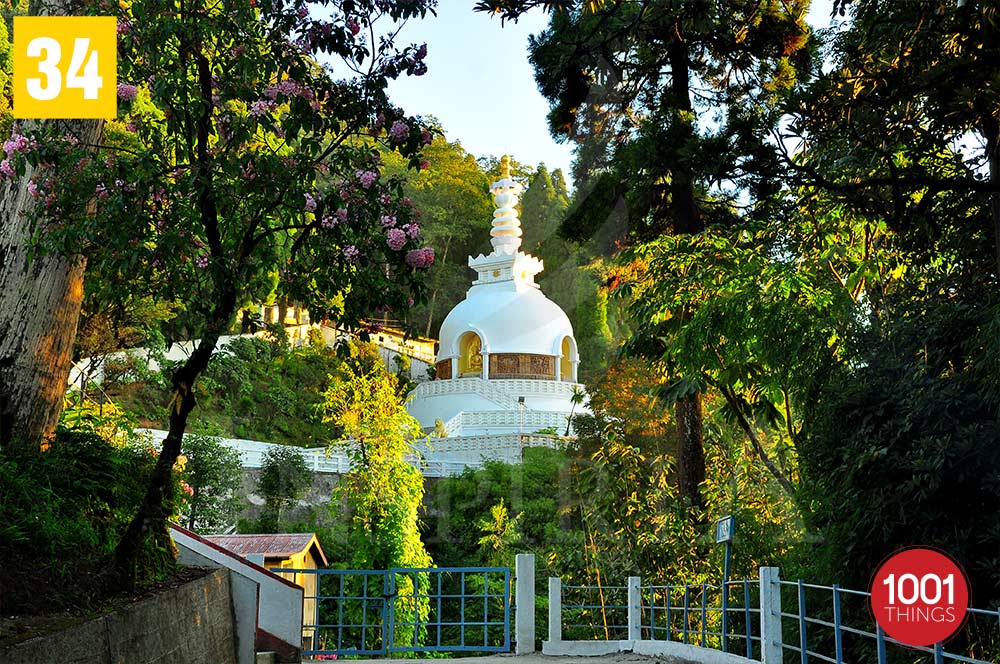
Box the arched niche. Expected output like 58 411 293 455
560 336 578 382
457 332 483 378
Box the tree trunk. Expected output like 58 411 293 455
0 120 103 452
665 25 707 513
674 392 706 511
115 45 234 583
113 324 229 583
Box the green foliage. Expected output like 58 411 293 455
323 364 431 572
306 326 326 349
520 163 569 256
382 135 494 337
477 500 522 568
179 434 244 533
257 445 312 532
425 447 571 569
323 364 431 647
0 428 172 614
111 339 347 445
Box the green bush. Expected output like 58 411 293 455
256 445 312 531
0 429 168 614
179 434 244 533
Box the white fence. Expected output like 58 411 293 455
435 409 573 437
138 429 480 478
141 428 569 477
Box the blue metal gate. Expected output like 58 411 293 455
274 566 511 658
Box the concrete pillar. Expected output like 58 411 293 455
548 577 562 644
760 567 784 664
515 553 536 654
482 353 490 381
627 576 642 641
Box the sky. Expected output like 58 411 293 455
386 5 568 175
387 1 840 186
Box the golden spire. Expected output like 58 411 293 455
500 154 511 180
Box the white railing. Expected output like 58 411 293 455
137 429 485 478
414 433 566 466
428 410 574 437
459 409 572 430
487 379 587 398
409 377 524 410
441 413 464 437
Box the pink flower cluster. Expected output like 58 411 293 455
347 17 360 35
343 245 360 262
403 223 420 238
380 214 396 228
410 43 428 76
196 255 210 269
3 133 35 158
386 228 406 251
405 247 434 268
265 79 311 101
389 120 409 143
356 170 378 188
117 83 138 101
304 193 317 212
250 99 276 117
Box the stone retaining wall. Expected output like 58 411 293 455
1 568 237 664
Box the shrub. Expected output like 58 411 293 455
179 434 244 533
0 428 170 614
256 446 312 531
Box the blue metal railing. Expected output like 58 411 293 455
558 574 1000 664
642 580 762 657
776 580 1000 664
387 567 511 653
561 583 630 640
272 566 510 657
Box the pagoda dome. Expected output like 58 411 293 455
438 280 575 362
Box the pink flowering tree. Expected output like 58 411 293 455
1 0 437 579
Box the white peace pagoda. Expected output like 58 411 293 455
407 157 588 464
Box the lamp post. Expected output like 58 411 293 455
518 396 525 463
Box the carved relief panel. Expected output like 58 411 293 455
488 353 555 380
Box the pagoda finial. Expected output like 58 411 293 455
500 154 512 180
489 156 524 254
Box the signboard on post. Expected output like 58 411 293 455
716 514 736 653
716 514 735 543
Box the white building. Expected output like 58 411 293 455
407 157 589 463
